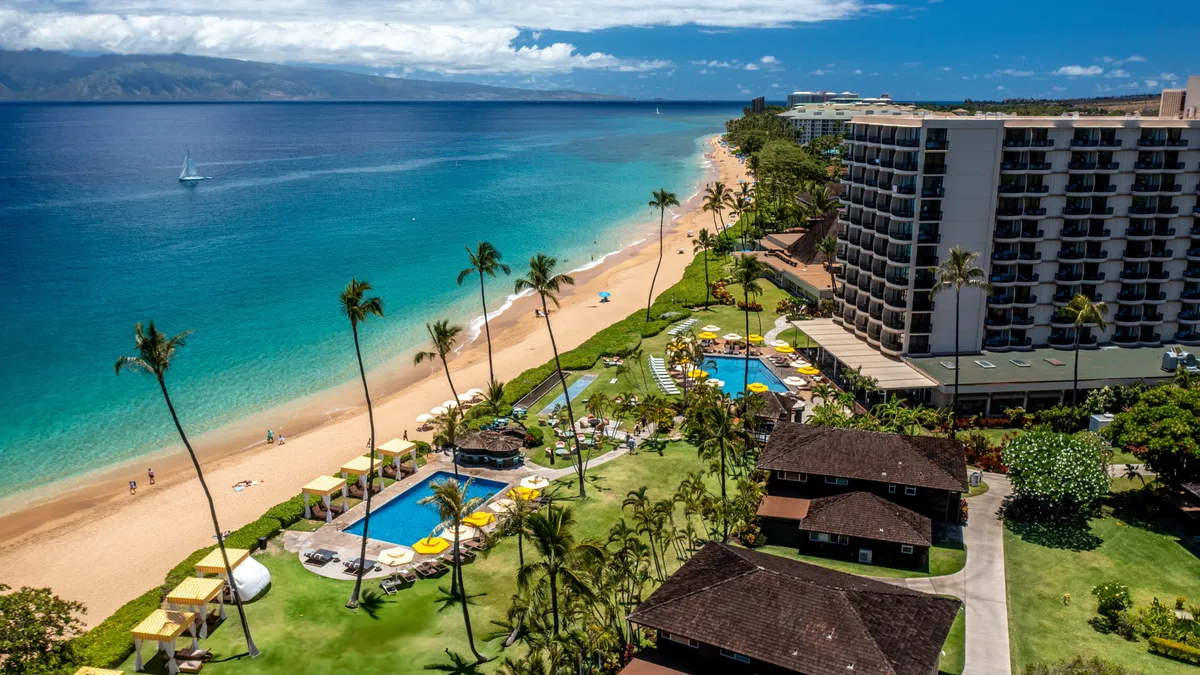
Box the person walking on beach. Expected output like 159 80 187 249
267 429 274 444
278 434 286 445
129 479 137 495
147 468 155 485
403 430 409 441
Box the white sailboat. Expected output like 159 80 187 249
178 150 211 182
655 107 663 116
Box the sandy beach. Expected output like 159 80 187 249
0 135 748 626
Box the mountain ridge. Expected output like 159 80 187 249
0 50 628 102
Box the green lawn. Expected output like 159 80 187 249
967 481 990 499
940 606 966 675
1005 488 1200 674
754 541 967 579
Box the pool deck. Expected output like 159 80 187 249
284 451 527 580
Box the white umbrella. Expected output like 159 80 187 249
430 406 448 416
521 476 550 490
722 333 743 341
704 379 721 387
439 524 479 541
457 393 474 402
789 360 810 368
466 388 485 397
442 399 459 409
784 376 805 387
770 339 788 347
489 498 516 513
701 324 720 332
416 413 434 423
378 547 415 567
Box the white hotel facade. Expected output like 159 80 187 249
835 113 1200 357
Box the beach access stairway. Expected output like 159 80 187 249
647 356 681 395
666 318 699 337
514 372 562 410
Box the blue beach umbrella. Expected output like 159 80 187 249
599 291 611 299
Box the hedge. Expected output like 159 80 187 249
1149 637 1200 664
525 426 545 447
68 494 307 671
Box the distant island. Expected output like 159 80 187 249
0 50 629 102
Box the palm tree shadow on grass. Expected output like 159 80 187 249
356 589 390 620
425 649 485 674
433 584 486 612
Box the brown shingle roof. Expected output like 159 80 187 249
797 492 932 547
759 423 969 493
628 543 960 675
456 423 526 454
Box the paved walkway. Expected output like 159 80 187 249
876 472 1012 675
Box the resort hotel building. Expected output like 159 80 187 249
808 110 1200 413
777 95 916 145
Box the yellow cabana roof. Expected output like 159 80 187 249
340 455 383 474
302 475 346 496
377 438 416 457
131 609 195 641
165 577 226 606
195 548 249 576
74 668 125 675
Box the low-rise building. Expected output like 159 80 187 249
778 100 919 145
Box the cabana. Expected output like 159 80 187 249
377 438 418 478
74 669 125 675
131 609 196 675
194 548 249 579
165 578 226 638
340 455 384 492
301 475 347 523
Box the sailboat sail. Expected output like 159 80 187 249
179 150 208 181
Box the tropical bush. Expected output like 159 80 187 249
1004 431 1109 519
524 426 545 448
1104 385 1200 486
1023 657 1143 674
1149 637 1200 664
1092 581 1133 620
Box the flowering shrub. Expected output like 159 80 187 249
736 300 763 312
962 432 1008 473
711 281 736 306
1091 581 1132 620
1004 431 1109 518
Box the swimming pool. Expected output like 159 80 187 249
703 355 789 396
539 373 598 412
343 471 508 546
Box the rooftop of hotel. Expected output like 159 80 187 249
908 344 1177 387
846 112 1200 127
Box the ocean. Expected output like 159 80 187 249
0 101 741 504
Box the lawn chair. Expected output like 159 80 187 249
176 648 211 662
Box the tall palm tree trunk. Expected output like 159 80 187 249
455 535 486 662
646 209 665 322
438 354 462 478
720 443 728 543
347 324 379 608
542 295 586 496
477 271 496 385
743 286 751 394
549 560 560 634
702 253 711 308
156 380 259 657
1072 329 1082 406
951 292 961 439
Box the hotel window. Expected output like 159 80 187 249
837 535 850 545
779 471 807 482
904 486 917 496
810 532 833 543
888 484 897 493
662 632 699 648
825 476 850 486
901 545 915 554
720 649 752 664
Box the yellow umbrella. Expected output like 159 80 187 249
413 537 449 555
666 340 688 353
687 369 709 379
697 331 718 340
748 334 764 343
508 486 540 500
464 511 496 527
747 382 770 393
799 366 820 375
775 345 796 354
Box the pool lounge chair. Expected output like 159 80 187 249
304 548 337 565
343 558 377 574
176 648 211 662
416 559 448 578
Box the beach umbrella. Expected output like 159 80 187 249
770 339 788 347
430 406 448 416
747 382 770 393
687 369 709 379
508 486 540 500
466 387 485 397
464 511 496 527
799 366 821 376
789 359 810 368
439 524 479 542
413 537 449 555
378 547 415 567
748 334 764 343
457 393 474 402
442 399 459 409
701 325 721 332
599 291 611 299
704 379 721 387
784 376 805 387
489 498 516 513
775 345 796 354
415 413 434 423
521 475 551 490
698 331 718 340
722 333 743 341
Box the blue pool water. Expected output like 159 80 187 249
343 471 508 546
704 356 789 396
539 373 598 412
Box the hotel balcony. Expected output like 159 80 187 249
1049 333 1098 349
1122 248 1152 263
925 139 949 151
1167 138 1190 148
1096 161 1121 172
1004 138 1031 148
1176 330 1200 345
1134 161 1165 171
924 164 948 175
1070 137 1100 148
1137 137 1167 148
1081 270 1106 283
1151 227 1176 239
1113 331 1141 345
1178 309 1200 324
1055 268 1083 282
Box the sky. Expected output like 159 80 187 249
0 0 1197 100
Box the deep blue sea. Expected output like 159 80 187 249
0 101 740 503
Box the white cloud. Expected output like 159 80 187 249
991 68 1033 77
941 66 951 71
761 55 780 64
743 63 759 70
824 62 836 68
0 1 892 75
1145 80 1159 88
903 61 922 67
770 82 780 88
691 59 733 68
1053 86 1066 91
810 69 827 76
1053 65 1104 76
740 88 752 94
1160 72 1179 80
1102 55 1145 65
997 85 1004 90
1103 69 1129 78
853 69 862 74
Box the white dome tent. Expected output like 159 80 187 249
230 556 271 601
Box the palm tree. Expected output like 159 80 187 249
518 505 602 634
930 248 990 438
415 319 465 474
731 254 766 395
723 189 751 255
502 490 537 566
692 228 716 308
1063 294 1109 406
702 182 729 237
516 255 585 491
115 323 260 657
646 189 681 321
683 395 741 543
815 235 839 295
457 242 511 386
806 183 839 226
432 406 468 457
484 379 506 416
420 477 488 663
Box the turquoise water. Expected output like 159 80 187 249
704 355 789 395
343 471 507 546
0 102 741 502
539 373 599 411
